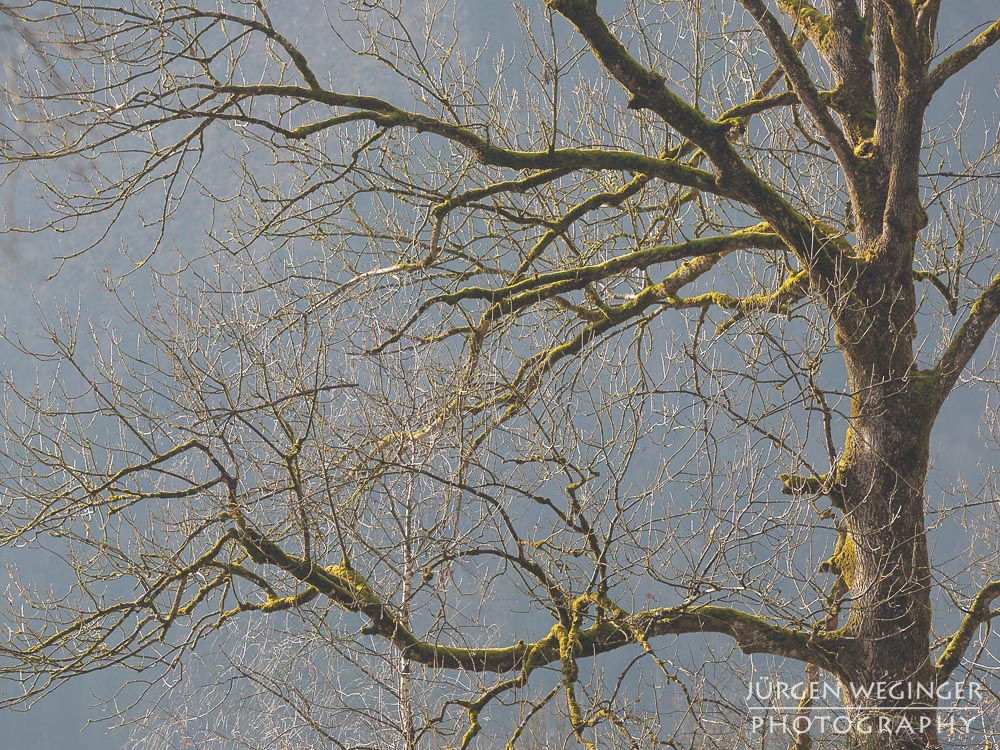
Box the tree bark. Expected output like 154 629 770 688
832 260 939 749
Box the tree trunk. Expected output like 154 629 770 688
833 264 939 749
839 414 937 750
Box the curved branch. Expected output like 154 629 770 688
931 271 1000 408
927 17 1000 95
936 581 1000 680
209 84 724 195
186 8 322 90
236 526 854 676
913 269 957 315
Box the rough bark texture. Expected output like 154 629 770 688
738 3 999 748
835 312 938 749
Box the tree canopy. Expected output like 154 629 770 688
2 2 1000 748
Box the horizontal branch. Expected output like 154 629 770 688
681 269 810 333
626 605 851 675
236 527 853 675
371 227 785 353
431 169 574 220
210 84 724 195
721 90 800 121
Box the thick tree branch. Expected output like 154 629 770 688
809 0 876 143
545 0 851 297
931 272 1000 407
739 0 860 190
208 84 724 195
936 581 1000 680
864 3 933 257
915 0 942 42
617 605 852 676
926 16 1000 95
237 526 853 675
775 0 830 49
722 90 800 121
879 0 928 79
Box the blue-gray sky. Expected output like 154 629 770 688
1 2 998 747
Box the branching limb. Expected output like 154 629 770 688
233 526 854 677
681 269 810 334
913 269 957 315
926 16 1000 95
545 0 728 149
931 272 1000 408
183 8 323 89
1 438 222 544
431 169 573 224
0 530 238 706
448 241 809 449
936 581 1000 681
779 470 846 513
544 0 850 288
510 173 652 279
209 83 725 195
739 0 860 189
370 227 784 354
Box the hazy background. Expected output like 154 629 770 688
1 2 998 747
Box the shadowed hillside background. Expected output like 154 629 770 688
1 2 998 747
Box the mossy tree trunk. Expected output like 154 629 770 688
834 287 939 749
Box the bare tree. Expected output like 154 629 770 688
2 1 1000 748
